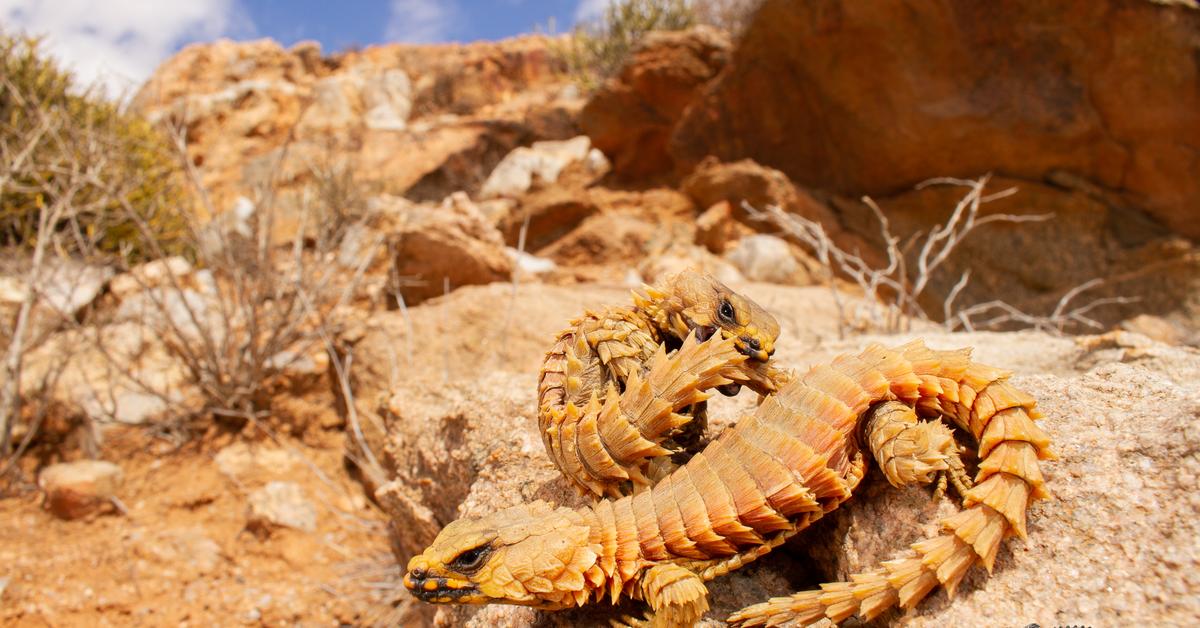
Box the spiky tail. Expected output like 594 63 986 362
728 341 1055 627
543 332 750 497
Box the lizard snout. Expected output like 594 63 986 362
736 335 772 362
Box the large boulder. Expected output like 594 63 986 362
369 278 1200 626
672 0 1200 239
580 27 731 181
844 176 1200 330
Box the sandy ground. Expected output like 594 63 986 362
0 426 402 627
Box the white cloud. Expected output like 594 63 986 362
386 0 457 43
0 0 252 98
574 0 611 23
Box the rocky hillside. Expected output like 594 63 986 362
3 1 1199 626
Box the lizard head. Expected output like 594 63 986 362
647 270 780 363
404 501 601 610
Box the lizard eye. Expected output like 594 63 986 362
450 545 490 574
718 300 735 323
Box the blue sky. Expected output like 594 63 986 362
0 0 613 95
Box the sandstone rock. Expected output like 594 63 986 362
247 481 317 534
638 243 744 286
681 157 837 228
672 0 1200 240
850 176 1200 331
536 212 660 270
362 68 413 131
694 200 753 254
507 249 557 276
399 121 533 202
724 234 813 285
479 136 595 199
498 188 600 252
581 26 731 180
1121 314 1195 346
215 442 300 482
134 36 570 219
38 460 124 520
790 331 1200 627
378 194 512 304
109 257 195 301
371 277 1200 625
19 321 201 432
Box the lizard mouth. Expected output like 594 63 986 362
403 570 485 604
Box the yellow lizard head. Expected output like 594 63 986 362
404 501 601 610
642 270 780 363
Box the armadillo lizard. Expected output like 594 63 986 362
404 275 1053 626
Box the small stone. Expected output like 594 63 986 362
38 460 124 520
479 136 593 199
109 256 194 301
724 234 806 284
247 481 317 534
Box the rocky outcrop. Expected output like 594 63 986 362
368 280 1200 626
843 176 1200 330
134 36 576 218
672 0 1200 239
580 27 731 181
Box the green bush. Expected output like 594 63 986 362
0 31 188 261
561 0 695 90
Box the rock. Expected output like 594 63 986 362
214 442 300 482
1121 314 1194 346
724 234 813 285
2 259 114 343
399 121 533 202
108 257 195 301
133 35 570 219
498 189 600 252
362 68 413 131
371 276 1200 625
376 194 513 305
19 320 201 432
694 201 753 254
580 26 731 180
681 157 837 228
113 284 226 347
137 527 224 577
672 0 1200 240
507 249 557 276
850 176 1200 331
638 244 745 286
479 136 596 199
38 258 113 317
38 460 124 520
247 481 317 534
791 331 1200 627
536 213 660 271
107 391 170 425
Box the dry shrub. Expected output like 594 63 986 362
2 66 379 462
745 175 1135 337
692 0 763 34
0 31 187 260
560 0 696 89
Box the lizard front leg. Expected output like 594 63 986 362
614 563 710 628
863 400 973 497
